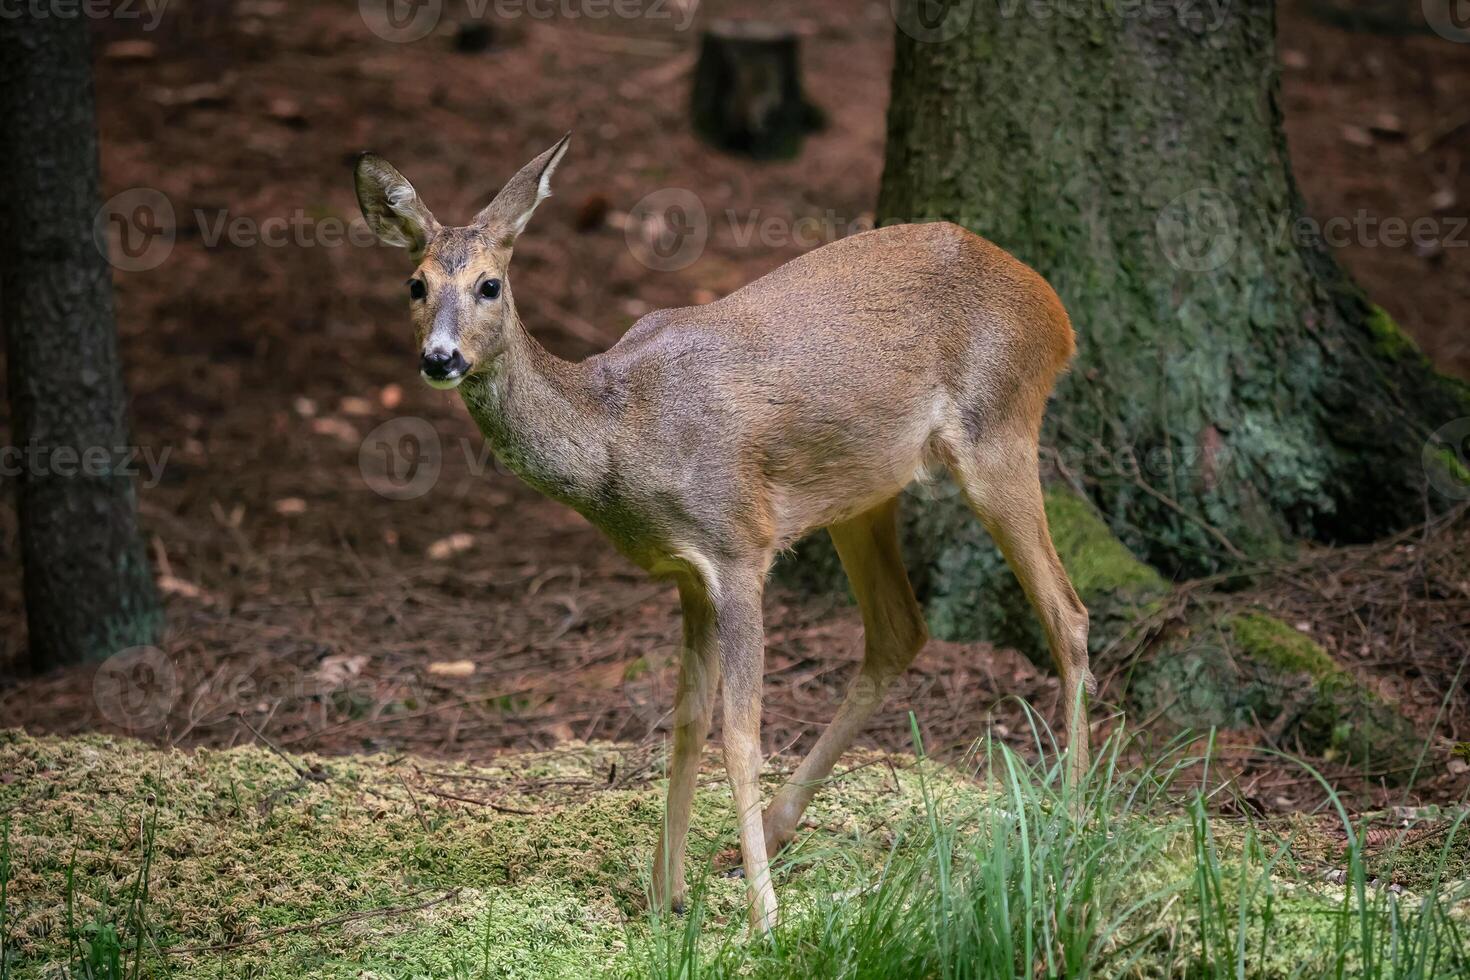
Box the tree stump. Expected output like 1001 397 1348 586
690 20 823 160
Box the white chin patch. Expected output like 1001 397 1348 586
421 372 464 391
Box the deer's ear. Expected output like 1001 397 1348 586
472 133 571 246
354 153 440 256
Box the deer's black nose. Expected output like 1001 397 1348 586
421 347 468 382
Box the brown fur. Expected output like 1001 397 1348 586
355 139 1092 931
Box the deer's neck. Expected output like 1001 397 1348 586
457 313 610 508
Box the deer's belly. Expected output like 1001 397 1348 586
765 441 946 548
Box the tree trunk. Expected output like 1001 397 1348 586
0 15 161 670
690 20 823 160
877 0 1466 586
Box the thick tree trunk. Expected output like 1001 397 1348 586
783 1 1467 649
875 1 1466 599
0 15 161 670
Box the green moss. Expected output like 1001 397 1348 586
4 732 1465 977
0 732 985 978
1230 613 1338 681
1131 613 1424 777
1045 489 1169 599
1366 304 1421 360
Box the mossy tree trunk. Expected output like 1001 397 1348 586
879 0 1467 589
0 14 161 670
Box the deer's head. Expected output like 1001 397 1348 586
354 135 570 389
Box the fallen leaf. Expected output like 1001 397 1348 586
105 40 157 62
428 660 477 678
1368 112 1403 137
338 396 374 417
273 497 307 515
158 575 212 603
315 653 368 688
310 417 360 444
379 384 403 409
266 97 307 127
151 80 231 108
427 533 475 560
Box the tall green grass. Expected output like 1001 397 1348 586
638 721 1470 979
58 805 158 980
2 817 11 980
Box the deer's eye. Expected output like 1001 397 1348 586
479 278 502 301
408 279 426 301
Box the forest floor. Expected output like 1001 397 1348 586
1 0 1469 835
4 731 1470 978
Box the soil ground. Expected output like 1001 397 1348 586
2 1 1469 813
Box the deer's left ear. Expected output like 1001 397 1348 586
473 133 571 246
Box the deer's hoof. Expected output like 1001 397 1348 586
762 808 798 859
762 826 794 860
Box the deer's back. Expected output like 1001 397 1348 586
596 221 1071 428
583 221 1074 550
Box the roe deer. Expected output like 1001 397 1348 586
354 135 1093 932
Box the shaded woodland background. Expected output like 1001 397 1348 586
1 0 1468 814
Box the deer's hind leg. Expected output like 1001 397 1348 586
949 432 1094 787
762 496 928 857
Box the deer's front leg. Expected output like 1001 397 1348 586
714 569 778 932
651 582 719 915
